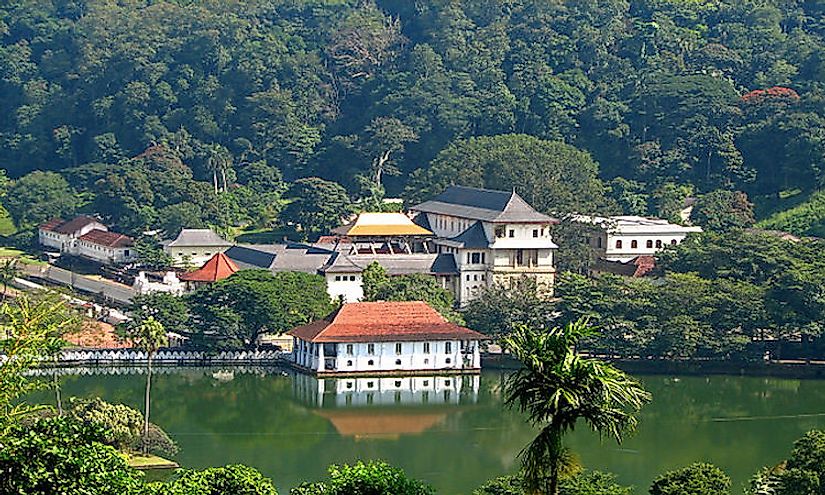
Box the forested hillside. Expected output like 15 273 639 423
1 0 824 238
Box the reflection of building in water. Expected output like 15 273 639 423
293 374 480 439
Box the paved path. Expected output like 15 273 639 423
21 264 135 305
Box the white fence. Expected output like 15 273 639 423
55 349 288 366
26 365 291 377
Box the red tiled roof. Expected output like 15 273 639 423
39 218 64 232
78 230 134 248
53 216 103 235
288 301 486 343
179 252 239 282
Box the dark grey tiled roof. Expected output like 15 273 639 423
447 221 490 248
224 245 277 270
322 253 441 275
430 253 458 274
412 212 432 231
411 186 556 223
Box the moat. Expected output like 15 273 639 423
37 368 825 494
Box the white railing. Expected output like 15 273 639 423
54 349 287 365
26 365 291 377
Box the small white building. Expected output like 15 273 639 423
573 215 703 262
288 301 485 375
163 228 232 266
38 216 136 265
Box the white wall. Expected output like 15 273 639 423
76 240 135 265
325 273 363 302
600 232 689 261
294 339 481 373
166 246 228 266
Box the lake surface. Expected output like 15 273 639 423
36 368 825 494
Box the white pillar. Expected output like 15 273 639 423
473 340 481 369
317 343 325 372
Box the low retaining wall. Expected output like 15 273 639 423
51 349 289 367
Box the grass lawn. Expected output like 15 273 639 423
0 246 47 265
126 453 179 470
0 205 16 236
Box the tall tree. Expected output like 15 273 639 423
122 316 167 455
503 319 650 495
282 177 352 240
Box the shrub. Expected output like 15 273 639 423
650 463 731 495
146 465 278 495
290 460 434 495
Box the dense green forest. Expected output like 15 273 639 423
1 0 824 238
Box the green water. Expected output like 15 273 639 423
39 368 825 494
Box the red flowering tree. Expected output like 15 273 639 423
740 86 800 105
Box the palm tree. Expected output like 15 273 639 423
0 258 20 301
502 318 651 495
127 316 167 455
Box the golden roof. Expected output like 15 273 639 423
332 213 432 237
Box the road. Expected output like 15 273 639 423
21 263 135 305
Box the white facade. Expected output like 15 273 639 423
75 238 135 265
38 219 107 252
293 339 481 374
163 229 232 266
574 215 703 262
325 272 363 302
133 271 186 295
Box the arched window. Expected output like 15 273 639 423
646 240 653 249
597 237 603 248
631 240 638 249
615 240 623 249
655 240 662 248
671 239 678 245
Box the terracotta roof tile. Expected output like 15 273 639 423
288 301 486 343
54 216 104 235
179 252 239 282
78 230 134 248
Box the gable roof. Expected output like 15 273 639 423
331 213 432 237
167 229 232 248
321 252 445 275
41 216 106 235
430 253 458 274
288 301 486 343
223 245 277 270
78 230 134 248
411 186 557 224
179 252 239 282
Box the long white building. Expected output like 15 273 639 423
39 216 136 265
573 215 702 262
288 301 484 375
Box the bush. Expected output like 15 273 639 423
474 472 631 495
650 463 731 495
291 460 434 495
145 465 278 495
0 416 143 495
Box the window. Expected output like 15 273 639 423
367 344 375 355
346 360 353 367
509 229 515 238
445 358 452 364
533 229 539 238
466 274 470 281
597 237 603 248
445 342 452 354
395 343 402 355
481 253 486 264
616 240 623 249
646 240 653 248
471 252 481 264
631 240 638 248
346 344 353 355
395 380 402 387
367 359 374 366
349 275 356 281
346 381 353 389
445 380 451 386
334 275 341 281
495 226 506 238
423 380 429 386
367 381 374 388
473 274 478 281
671 239 678 245
655 240 662 248
395 359 402 365
466 253 471 264
423 342 430 354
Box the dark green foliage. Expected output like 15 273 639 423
289 460 434 495
0 416 143 495
146 465 278 495
126 292 190 337
463 277 554 338
282 178 352 240
187 270 334 349
404 135 606 214
3 171 79 229
692 190 755 232
473 472 631 495
134 236 175 270
758 191 825 237
649 463 731 495
360 262 462 323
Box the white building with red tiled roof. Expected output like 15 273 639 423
288 301 485 375
38 216 136 265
